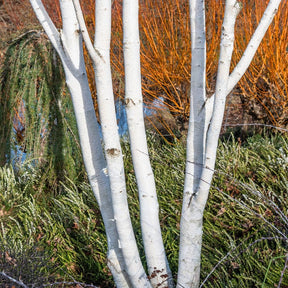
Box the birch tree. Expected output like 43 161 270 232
29 0 282 287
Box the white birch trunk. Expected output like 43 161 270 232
29 0 129 286
226 0 282 95
122 0 173 286
177 0 206 287
93 0 151 286
197 0 241 217
208 0 282 109
177 1 241 287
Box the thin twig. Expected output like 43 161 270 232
0 271 29 288
219 188 287 239
223 123 288 133
277 254 288 288
200 236 287 287
42 281 99 287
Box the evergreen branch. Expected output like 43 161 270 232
7 30 44 45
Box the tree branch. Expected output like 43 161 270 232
0 271 29 288
71 0 105 64
29 0 64 59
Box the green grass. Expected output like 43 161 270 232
0 131 287 287
201 132 288 288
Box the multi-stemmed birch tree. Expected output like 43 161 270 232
29 0 282 286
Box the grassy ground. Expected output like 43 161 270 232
0 131 287 287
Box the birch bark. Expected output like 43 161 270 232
208 0 282 110
177 0 206 286
92 0 151 286
226 0 282 95
122 0 173 286
196 0 241 216
29 0 129 286
177 1 241 287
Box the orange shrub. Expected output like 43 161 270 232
1 0 287 133
233 0 288 128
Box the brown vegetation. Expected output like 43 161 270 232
1 0 287 137
234 0 288 128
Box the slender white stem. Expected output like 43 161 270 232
197 0 241 205
93 0 151 286
177 0 206 287
29 0 64 60
206 0 282 134
122 0 173 286
200 0 281 197
30 0 129 286
60 2 130 287
227 0 282 94
71 0 105 65
177 1 241 287
207 0 282 103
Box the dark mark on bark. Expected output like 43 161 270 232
124 98 136 107
106 148 120 157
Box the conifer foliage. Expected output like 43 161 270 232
0 31 83 183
